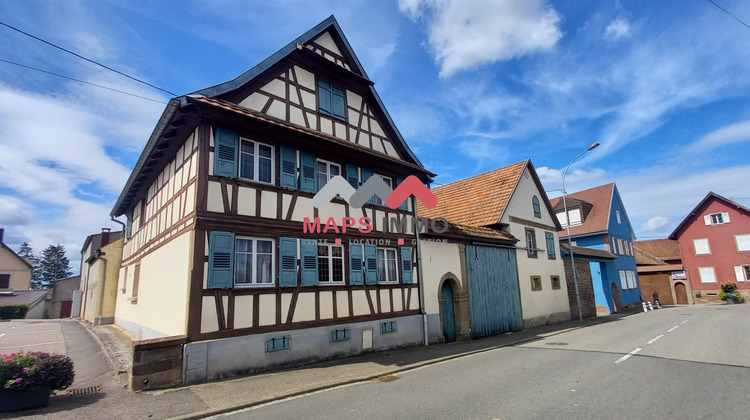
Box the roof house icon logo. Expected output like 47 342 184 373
312 175 437 210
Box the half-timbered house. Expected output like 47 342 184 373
111 16 435 386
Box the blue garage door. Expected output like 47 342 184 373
466 245 523 338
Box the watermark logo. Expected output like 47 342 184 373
305 175 447 239
312 175 437 210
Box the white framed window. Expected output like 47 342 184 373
736 234 750 252
626 271 636 289
704 212 730 225
557 208 582 227
619 270 627 289
734 265 750 282
629 241 634 256
234 237 275 286
316 159 341 191
239 139 274 184
377 248 399 283
616 209 622 224
698 266 717 283
693 238 710 255
372 175 392 205
612 238 618 255
532 196 541 218
318 243 345 284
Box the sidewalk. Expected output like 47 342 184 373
14 311 641 419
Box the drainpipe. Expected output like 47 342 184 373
93 250 108 326
412 196 428 347
110 216 126 232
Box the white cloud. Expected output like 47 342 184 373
0 196 31 226
536 166 607 195
642 216 669 232
685 119 750 154
605 18 631 40
399 0 562 77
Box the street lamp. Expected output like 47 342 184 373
562 141 599 322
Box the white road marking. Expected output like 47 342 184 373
614 348 642 364
0 341 65 350
680 319 689 324
0 333 5 338
667 326 679 333
647 334 664 344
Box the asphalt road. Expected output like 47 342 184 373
215 304 750 420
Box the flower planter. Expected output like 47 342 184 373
0 389 51 412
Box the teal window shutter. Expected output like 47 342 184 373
208 231 235 288
214 127 238 178
364 244 378 284
300 151 317 193
349 242 364 285
400 247 413 284
300 239 318 286
396 177 408 211
361 167 374 204
279 237 298 287
318 80 332 115
331 86 345 119
125 210 133 239
546 232 556 259
280 146 298 189
346 164 360 189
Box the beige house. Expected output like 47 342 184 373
80 229 123 325
420 160 570 329
110 16 436 387
0 228 32 291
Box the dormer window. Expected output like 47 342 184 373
557 208 582 228
318 80 346 120
532 196 541 218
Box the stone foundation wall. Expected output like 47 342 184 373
131 335 186 391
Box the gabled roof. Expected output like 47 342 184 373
0 241 33 270
668 192 750 239
81 231 123 255
550 183 619 238
111 15 426 217
418 160 561 229
633 239 681 262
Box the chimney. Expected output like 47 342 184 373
0 228 4 244
101 228 111 247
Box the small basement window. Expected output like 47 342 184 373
331 329 350 342
381 321 397 334
266 336 291 352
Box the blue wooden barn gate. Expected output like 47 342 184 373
465 245 523 338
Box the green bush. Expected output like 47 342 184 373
721 282 738 294
0 305 29 320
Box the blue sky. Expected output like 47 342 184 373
1 0 750 272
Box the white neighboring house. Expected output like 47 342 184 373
420 160 570 327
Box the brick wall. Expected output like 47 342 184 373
563 258 597 319
131 335 186 390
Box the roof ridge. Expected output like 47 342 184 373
431 159 528 191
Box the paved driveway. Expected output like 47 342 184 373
0 319 67 355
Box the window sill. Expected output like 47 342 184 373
128 297 138 304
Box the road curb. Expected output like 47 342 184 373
168 318 610 420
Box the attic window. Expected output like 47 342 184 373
705 212 729 225
532 196 541 218
557 208 582 228
318 80 346 120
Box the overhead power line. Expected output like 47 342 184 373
0 58 167 104
0 20 177 96
706 0 750 31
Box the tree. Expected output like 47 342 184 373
17 242 44 289
38 244 72 289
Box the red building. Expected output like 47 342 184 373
669 192 750 302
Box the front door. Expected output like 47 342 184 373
441 282 457 343
675 282 688 304
60 301 72 318
611 283 621 313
